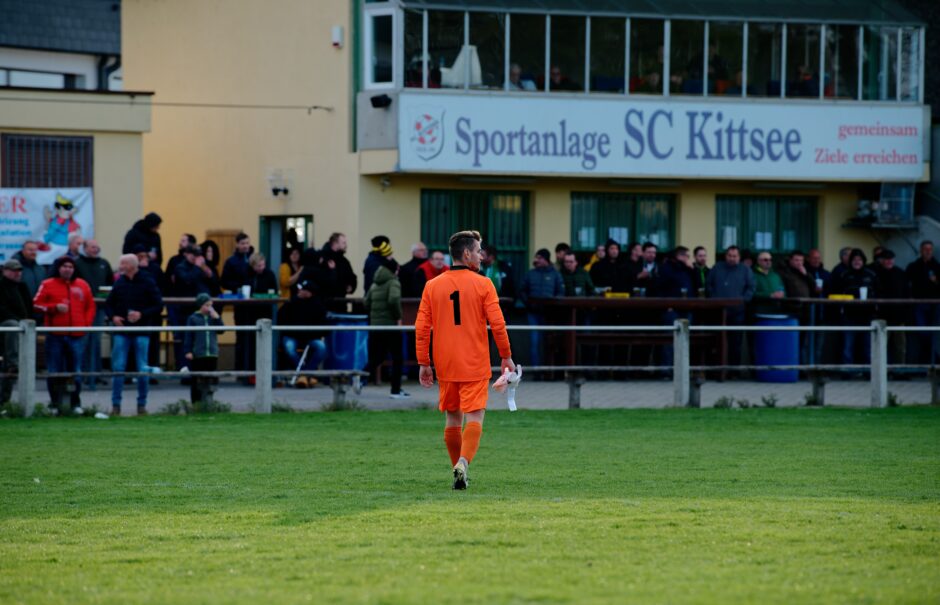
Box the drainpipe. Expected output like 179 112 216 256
99 55 121 90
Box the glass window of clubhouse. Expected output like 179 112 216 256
361 0 925 103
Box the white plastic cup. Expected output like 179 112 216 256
859 286 868 300
240 285 251 299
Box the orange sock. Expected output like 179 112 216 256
444 426 462 466
459 422 483 464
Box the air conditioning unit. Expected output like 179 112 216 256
875 182 915 225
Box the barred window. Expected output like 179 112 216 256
570 192 675 251
716 195 816 253
1 134 93 188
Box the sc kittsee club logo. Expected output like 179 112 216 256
409 107 445 161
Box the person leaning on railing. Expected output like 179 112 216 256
105 254 164 416
0 259 32 404
832 249 879 366
905 240 940 364
33 256 96 415
706 246 755 368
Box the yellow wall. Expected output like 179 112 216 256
122 0 362 277
123 0 882 283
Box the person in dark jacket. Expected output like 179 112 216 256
363 235 392 292
12 240 46 299
220 233 255 378
874 249 910 364
657 247 695 299
706 246 755 367
171 245 217 369
0 259 32 403
199 240 222 296
778 250 818 363
520 248 564 367
105 254 164 416
364 259 408 398
320 232 357 297
399 242 428 298
833 249 879 366
906 240 940 363
560 253 594 297
691 246 710 296
165 234 197 288
479 244 516 299
183 293 224 404
74 239 114 390
634 242 660 295
805 249 831 298
589 239 629 293
277 277 329 389
829 246 852 283
122 212 163 269
220 232 254 293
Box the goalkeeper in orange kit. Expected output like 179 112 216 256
415 230 514 490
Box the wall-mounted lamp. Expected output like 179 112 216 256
267 168 293 200
370 94 392 109
331 26 344 49
379 175 391 191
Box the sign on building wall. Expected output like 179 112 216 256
398 93 928 181
0 188 94 264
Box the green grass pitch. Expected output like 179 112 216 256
1 407 938 604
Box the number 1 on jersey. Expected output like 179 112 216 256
449 290 461 325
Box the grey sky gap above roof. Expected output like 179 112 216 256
397 0 925 26
0 0 120 55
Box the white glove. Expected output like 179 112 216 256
494 365 522 411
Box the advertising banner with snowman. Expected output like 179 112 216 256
0 188 94 265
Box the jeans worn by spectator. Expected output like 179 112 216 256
111 334 152 410
842 329 871 367
81 308 107 389
912 303 940 364
282 336 327 374
45 334 85 411
1 319 19 403
189 356 219 403
527 312 545 368
366 332 403 394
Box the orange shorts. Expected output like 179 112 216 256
438 379 489 413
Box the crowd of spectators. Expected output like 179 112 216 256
1 211 939 414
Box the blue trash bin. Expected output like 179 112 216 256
325 313 369 370
754 314 799 383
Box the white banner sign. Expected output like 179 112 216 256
398 93 927 181
0 188 94 264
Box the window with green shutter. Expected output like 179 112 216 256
420 189 529 287
570 192 675 252
715 195 817 253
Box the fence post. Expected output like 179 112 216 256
566 372 585 409
930 368 940 406
16 320 36 417
673 319 690 407
870 320 888 408
254 319 272 413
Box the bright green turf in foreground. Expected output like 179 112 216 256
1 408 938 605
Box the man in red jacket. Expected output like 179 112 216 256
33 256 96 415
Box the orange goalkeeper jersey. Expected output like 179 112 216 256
415 266 512 382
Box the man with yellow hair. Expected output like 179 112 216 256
415 230 514 490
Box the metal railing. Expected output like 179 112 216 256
2 319 938 416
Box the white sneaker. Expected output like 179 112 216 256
147 366 162 374
389 391 411 400
72 406 85 416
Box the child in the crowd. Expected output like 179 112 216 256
183 293 224 403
